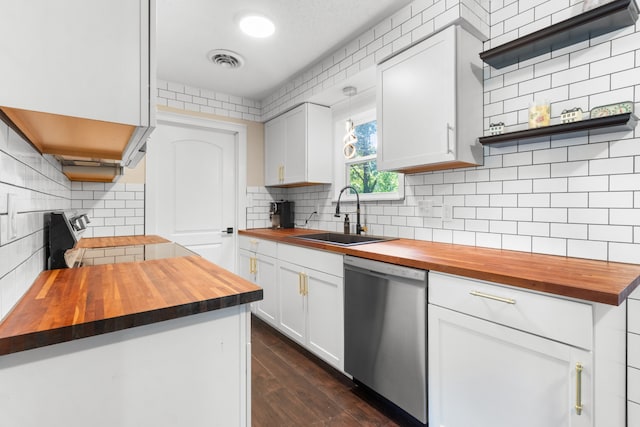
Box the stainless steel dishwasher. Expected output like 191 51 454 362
344 255 428 424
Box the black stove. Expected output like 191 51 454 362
45 210 90 269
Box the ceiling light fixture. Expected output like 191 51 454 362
342 86 358 159
239 15 275 38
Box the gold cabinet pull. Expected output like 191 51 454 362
470 290 516 305
298 272 303 295
575 363 583 415
303 273 308 296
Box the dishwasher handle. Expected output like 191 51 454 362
344 255 426 282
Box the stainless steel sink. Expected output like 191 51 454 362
293 232 395 246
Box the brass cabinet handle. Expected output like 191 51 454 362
298 272 303 295
470 290 516 305
250 257 256 274
575 363 583 415
303 273 308 296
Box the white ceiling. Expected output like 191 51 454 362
156 0 412 102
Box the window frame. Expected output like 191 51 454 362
333 100 404 203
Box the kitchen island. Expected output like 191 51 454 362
0 236 262 427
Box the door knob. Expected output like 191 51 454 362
221 227 234 234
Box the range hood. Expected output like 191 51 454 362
0 106 152 182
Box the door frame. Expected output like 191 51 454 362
145 110 247 273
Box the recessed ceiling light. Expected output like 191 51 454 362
239 15 275 38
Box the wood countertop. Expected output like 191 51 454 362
76 235 170 248
0 238 262 356
240 228 640 306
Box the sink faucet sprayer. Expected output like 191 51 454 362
335 185 364 235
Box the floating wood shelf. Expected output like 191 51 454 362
479 113 638 145
480 0 639 68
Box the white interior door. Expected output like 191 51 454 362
146 115 241 272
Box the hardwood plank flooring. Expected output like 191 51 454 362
251 316 423 426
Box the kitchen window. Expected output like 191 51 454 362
334 102 404 202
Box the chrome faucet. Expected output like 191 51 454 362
335 185 363 235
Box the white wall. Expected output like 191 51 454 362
0 121 71 318
70 182 145 238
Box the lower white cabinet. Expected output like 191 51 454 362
428 271 626 427
628 288 640 426
238 237 278 328
237 237 344 371
277 244 344 370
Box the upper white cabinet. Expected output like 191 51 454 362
0 0 155 169
264 103 332 187
377 25 483 173
429 271 626 427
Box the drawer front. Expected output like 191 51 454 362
238 236 277 257
429 272 593 350
278 243 343 277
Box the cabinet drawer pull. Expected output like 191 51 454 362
446 122 454 154
575 363 583 415
470 290 516 305
298 272 303 295
303 273 308 296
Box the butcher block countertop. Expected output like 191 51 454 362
240 228 640 306
0 236 262 356
75 235 170 248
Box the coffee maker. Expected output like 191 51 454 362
269 201 295 229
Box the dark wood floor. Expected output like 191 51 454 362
251 316 422 426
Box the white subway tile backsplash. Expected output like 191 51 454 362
589 192 633 208
568 239 608 261
531 177 567 194
590 157 634 175
532 236 566 256
610 174 640 191
568 208 609 224
568 175 609 192
590 52 635 78
551 223 587 239
609 242 640 264
502 234 532 252
589 224 633 243
610 209 640 226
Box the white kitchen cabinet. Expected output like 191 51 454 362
628 288 640 426
429 271 626 427
0 0 155 167
277 244 344 370
264 103 332 187
377 25 483 173
238 237 278 328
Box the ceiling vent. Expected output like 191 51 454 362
207 49 245 69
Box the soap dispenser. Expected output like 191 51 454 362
344 214 350 234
